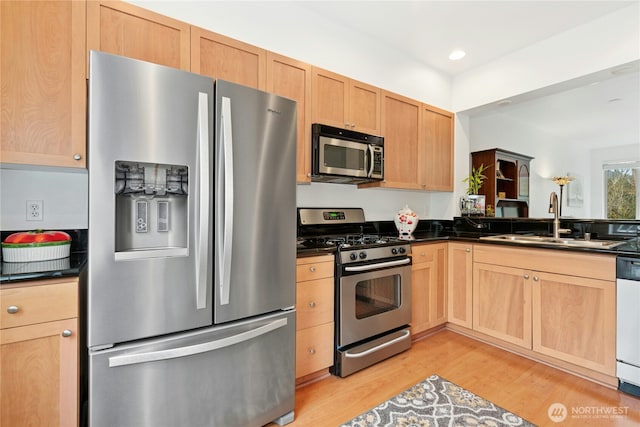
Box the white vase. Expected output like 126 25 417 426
394 205 419 236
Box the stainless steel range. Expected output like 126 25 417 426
297 208 412 377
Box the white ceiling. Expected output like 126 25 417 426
297 0 640 143
299 1 635 76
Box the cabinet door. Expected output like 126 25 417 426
311 67 349 129
192 27 265 89
348 79 381 134
267 52 312 183
532 272 616 375
1 318 78 427
473 262 532 348
421 104 454 191
411 244 447 335
378 90 422 189
87 1 190 71
447 242 473 328
1 0 86 168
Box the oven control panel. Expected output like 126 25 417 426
338 244 412 265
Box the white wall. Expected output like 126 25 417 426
452 2 640 112
0 166 88 230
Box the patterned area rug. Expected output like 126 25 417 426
340 374 537 427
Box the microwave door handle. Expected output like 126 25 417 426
218 96 234 306
367 145 375 178
195 92 210 310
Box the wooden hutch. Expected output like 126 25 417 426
471 148 534 217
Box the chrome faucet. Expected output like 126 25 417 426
548 191 571 238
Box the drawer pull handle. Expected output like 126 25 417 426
309 266 316 272
7 306 19 314
61 329 72 338
309 301 316 308
73 153 82 160
309 347 316 355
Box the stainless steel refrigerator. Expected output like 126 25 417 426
84 51 297 427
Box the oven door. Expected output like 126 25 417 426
337 263 411 347
318 136 369 178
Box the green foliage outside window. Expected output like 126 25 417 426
606 168 637 219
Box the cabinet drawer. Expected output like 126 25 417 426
1 281 78 329
296 258 334 282
296 322 334 378
296 277 334 330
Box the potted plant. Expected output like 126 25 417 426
461 163 489 215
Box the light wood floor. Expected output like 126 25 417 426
282 330 640 426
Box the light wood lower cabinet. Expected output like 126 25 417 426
473 262 532 348
295 255 334 380
532 272 616 375
0 279 79 427
447 242 473 328
471 244 616 376
411 243 447 336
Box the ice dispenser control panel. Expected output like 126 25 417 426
115 161 188 253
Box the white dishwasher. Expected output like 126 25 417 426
617 256 640 397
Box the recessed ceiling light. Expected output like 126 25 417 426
448 50 466 61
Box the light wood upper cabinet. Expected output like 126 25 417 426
532 272 616 376
1 0 86 168
87 1 190 71
192 27 265 90
376 91 422 189
447 242 473 328
311 67 380 135
411 243 447 336
421 104 454 191
1 279 79 427
266 52 312 183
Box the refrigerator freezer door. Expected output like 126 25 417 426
214 80 297 324
88 311 295 427
87 52 214 347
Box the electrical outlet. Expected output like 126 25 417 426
26 200 43 221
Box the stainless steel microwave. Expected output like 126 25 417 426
311 123 384 184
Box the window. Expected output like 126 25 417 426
603 161 640 219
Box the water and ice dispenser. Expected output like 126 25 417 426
115 161 189 255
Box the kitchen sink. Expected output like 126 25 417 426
479 234 626 249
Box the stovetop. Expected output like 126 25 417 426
297 233 404 250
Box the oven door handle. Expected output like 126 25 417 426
344 330 411 359
344 258 411 272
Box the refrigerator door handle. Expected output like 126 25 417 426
108 317 288 368
195 92 210 310
218 96 234 305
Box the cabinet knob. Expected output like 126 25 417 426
61 329 72 338
308 347 316 355
309 266 316 272
465 248 471 252
6 305 19 314
309 301 316 308
523 274 529 279
533 276 539 282
73 154 82 160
